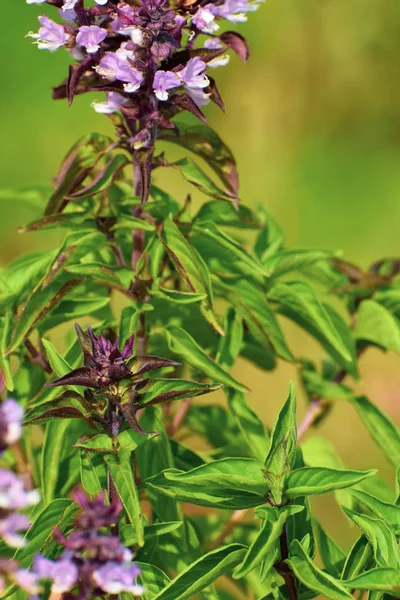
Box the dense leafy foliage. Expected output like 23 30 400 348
0 0 399 598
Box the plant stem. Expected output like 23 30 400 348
24 339 51 374
275 524 298 600
168 397 192 436
208 509 246 550
11 441 34 490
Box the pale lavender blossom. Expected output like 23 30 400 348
27 15 67 52
153 71 180 101
96 47 143 93
92 561 144 595
192 7 219 33
26 0 47 4
0 513 30 549
187 88 211 106
178 57 209 89
0 469 40 510
14 569 40 595
208 54 230 68
58 8 77 25
76 25 107 54
92 92 128 114
33 553 79 593
215 0 261 22
204 37 223 49
111 4 136 35
62 0 79 9
0 399 23 449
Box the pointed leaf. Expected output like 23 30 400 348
350 489 400 534
226 389 270 463
136 378 222 407
355 299 400 354
104 449 145 547
151 545 246 600
165 326 248 392
352 395 400 468
285 467 376 499
313 519 346 578
233 505 303 578
264 382 297 505
287 540 353 600
342 568 400 592
128 355 180 377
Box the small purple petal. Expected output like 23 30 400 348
76 25 107 54
0 399 23 446
93 561 144 595
92 92 129 114
0 512 30 548
14 570 40 595
34 553 79 593
28 16 67 52
0 469 40 510
204 37 223 49
153 71 180 101
178 57 210 90
192 7 219 33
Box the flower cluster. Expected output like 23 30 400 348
27 487 144 598
0 399 41 595
26 0 258 127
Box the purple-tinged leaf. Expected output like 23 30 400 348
170 93 207 124
47 367 101 389
220 32 250 63
67 57 94 106
208 77 225 112
26 406 87 424
65 155 128 200
128 356 180 377
135 378 222 407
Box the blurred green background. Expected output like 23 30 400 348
2 0 400 549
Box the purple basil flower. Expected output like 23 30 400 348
58 8 77 25
27 15 68 52
215 0 261 22
93 561 144 595
153 70 180 101
111 4 136 35
0 513 30 549
187 88 211 106
178 57 209 89
204 37 223 49
33 552 79 593
192 6 219 33
0 469 40 510
26 0 46 3
96 46 144 93
76 25 107 54
14 569 40 595
0 399 23 451
92 91 129 114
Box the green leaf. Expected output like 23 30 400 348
341 534 374 580
161 216 222 335
285 467 376 499
43 132 113 215
214 278 293 361
269 281 354 371
194 200 259 229
66 154 128 200
152 544 246 600
216 309 243 371
163 457 268 496
80 449 102 496
253 206 284 262
171 157 236 203
313 519 346 578
104 449 145 547
112 214 155 232
42 338 81 393
226 389 270 463
263 248 336 278
233 505 304 578
146 459 267 510
136 378 222 407
135 562 171 600
165 326 248 393
352 396 400 468
121 522 182 546
342 568 400 592
264 382 297 505
287 540 353 600
355 300 400 353
151 288 207 304
162 122 239 198
14 499 76 566
41 420 74 505
192 220 267 282
342 507 400 569
74 433 113 453
350 489 400 534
